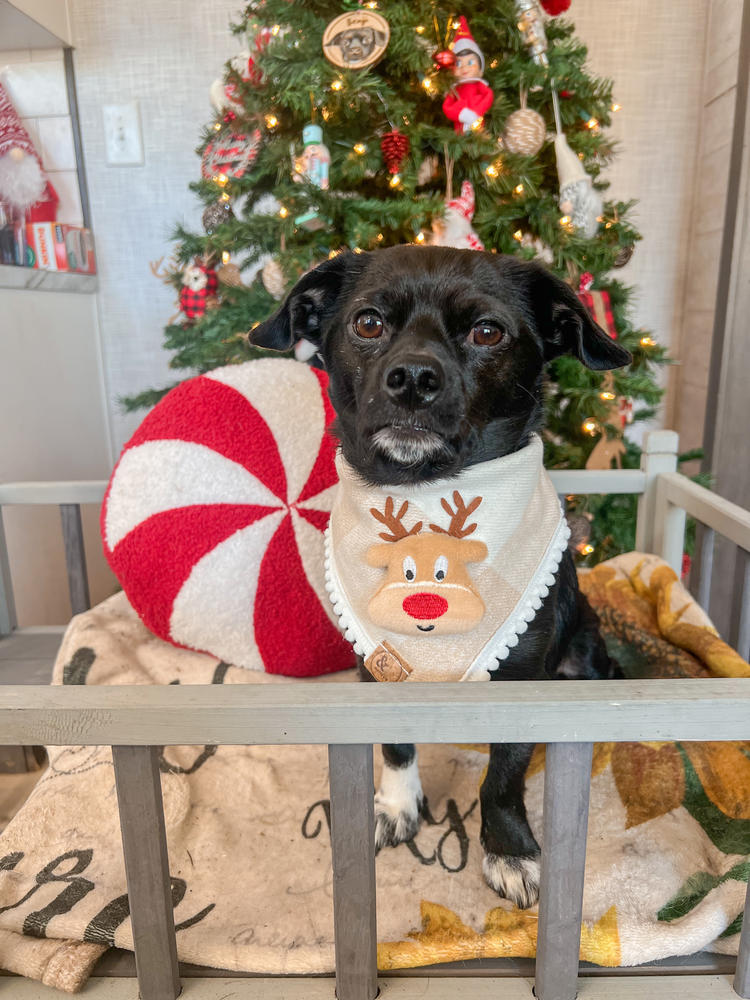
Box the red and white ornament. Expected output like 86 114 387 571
442 16 494 133
179 261 218 321
101 359 354 677
430 180 484 251
201 129 262 181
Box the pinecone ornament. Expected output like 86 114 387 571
217 261 243 286
261 257 286 300
380 129 410 174
202 200 235 233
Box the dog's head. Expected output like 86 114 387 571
251 246 631 485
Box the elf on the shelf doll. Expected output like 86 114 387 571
442 17 493 134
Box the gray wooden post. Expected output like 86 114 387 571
635 430 679 554
535 741 594 1000
735 877 750 998
328 744 378 1000
60 504 91 615
0 510 17 636
729 548 750 663
112 746 181 1000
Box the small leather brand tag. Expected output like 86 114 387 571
364 642 413 682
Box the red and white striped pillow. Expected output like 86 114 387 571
101 359 354 677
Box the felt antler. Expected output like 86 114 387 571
370 497 423 542
430 491 482 537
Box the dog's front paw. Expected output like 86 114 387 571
374 793 423 849
482 852 540 909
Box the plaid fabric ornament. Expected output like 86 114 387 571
577 272 617 339
201 129 262 181
179 262 218 321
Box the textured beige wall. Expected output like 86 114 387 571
667 0 743 458
572 0 709 439
67 0 712 455
69 0 247 455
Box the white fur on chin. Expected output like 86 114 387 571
372 427 447 465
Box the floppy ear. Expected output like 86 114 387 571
528 264 632 371
250 252 361 352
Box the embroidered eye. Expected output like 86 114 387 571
403 556 417 582
353 310 384 339
467 322 511 348
434 555 448 582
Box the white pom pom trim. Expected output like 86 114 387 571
461 513 571 680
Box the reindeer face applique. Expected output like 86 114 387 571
365 492 488 635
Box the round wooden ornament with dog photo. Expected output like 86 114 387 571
322 11 390 70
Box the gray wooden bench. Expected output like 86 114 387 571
1 431 749 1000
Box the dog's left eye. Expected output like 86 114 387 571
353 310 384 339
467 322 510 348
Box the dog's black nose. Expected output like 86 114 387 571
384 356 445 408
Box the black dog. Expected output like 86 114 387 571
252 246 630 908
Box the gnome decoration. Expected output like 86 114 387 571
442 17 493 134
554 132 602 238
0 83 58 221
431 180 484 251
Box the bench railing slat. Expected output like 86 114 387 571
60 503 91 616
328 744 378 1000
535 742 594 1000
112 746 180 1000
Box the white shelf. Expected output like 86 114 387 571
0 0 72 48
0 264 97 293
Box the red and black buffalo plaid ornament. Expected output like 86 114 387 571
577 272 617 339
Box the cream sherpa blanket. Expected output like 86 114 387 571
0 552 747 992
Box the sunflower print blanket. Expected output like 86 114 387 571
0 552 746 991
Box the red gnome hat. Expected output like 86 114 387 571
0 82 58 221
447 180 476 221
451 16 484 73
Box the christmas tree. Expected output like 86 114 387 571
126 0 669 563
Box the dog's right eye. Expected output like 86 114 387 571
403 556 417 582
467 322 510 348
353 310 384 339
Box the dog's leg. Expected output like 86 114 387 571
374 743 424 850
480 742 540 908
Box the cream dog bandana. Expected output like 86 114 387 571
324 434 570 682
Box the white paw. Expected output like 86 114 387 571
374 757 423 850
482 853 540 909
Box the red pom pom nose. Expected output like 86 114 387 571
402 593 449 620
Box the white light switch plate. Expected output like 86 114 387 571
103 102 144 165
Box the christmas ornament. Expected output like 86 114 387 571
577 272 617 339
515 0 549 67
209 50 252 114
520 232 554 263
201 129 261 181
540 0 571 14
432 48 455 70
431 180 484 251
585 374 627 470
380 128 410 175
0 83 58 220
442 16 494 133
292 123 331 230
614 244 635 268
179 261 218 322
217 261 243 286
416 154 439 186
555 132 602 238
322 11 390 70
292 123 330 189
503 96 546 156
261 257 286 300
101 359 355 677
202 200 235 234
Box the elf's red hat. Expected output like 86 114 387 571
451 16 484 72
447 180 476 221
